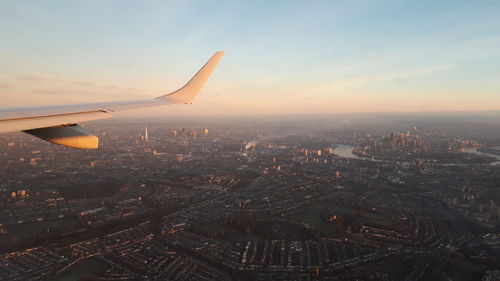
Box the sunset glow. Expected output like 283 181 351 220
1 1 500 115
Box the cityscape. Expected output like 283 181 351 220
0 116 498 281
2 1 500 280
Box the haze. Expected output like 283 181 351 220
1 0 500 115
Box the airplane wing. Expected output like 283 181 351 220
0 51 225 149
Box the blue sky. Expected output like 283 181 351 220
1 0 500 115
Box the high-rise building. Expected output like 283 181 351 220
145 126 149 141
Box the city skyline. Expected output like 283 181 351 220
2 3 500 279
1 119 499 280
1 1 500 115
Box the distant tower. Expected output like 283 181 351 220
145 126 149 141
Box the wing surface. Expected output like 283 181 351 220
0 51 225 148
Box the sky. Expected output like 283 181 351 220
1 0 500 116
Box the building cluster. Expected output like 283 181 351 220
0 123 498 280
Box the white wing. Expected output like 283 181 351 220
0 51 225 149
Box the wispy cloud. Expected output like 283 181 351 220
0 73 149 107
302 63 456 95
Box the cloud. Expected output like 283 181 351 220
300 63 456 95
0 73 150 107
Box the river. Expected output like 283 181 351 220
333 145 370 160
463 147 500 165
335 144 500 166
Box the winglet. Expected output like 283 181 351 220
157 51 225 104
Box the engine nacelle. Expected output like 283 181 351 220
23 124 98 149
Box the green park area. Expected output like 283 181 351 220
288 200 402 237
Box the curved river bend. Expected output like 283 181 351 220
334 144 500 166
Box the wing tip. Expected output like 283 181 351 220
157 51 225 104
